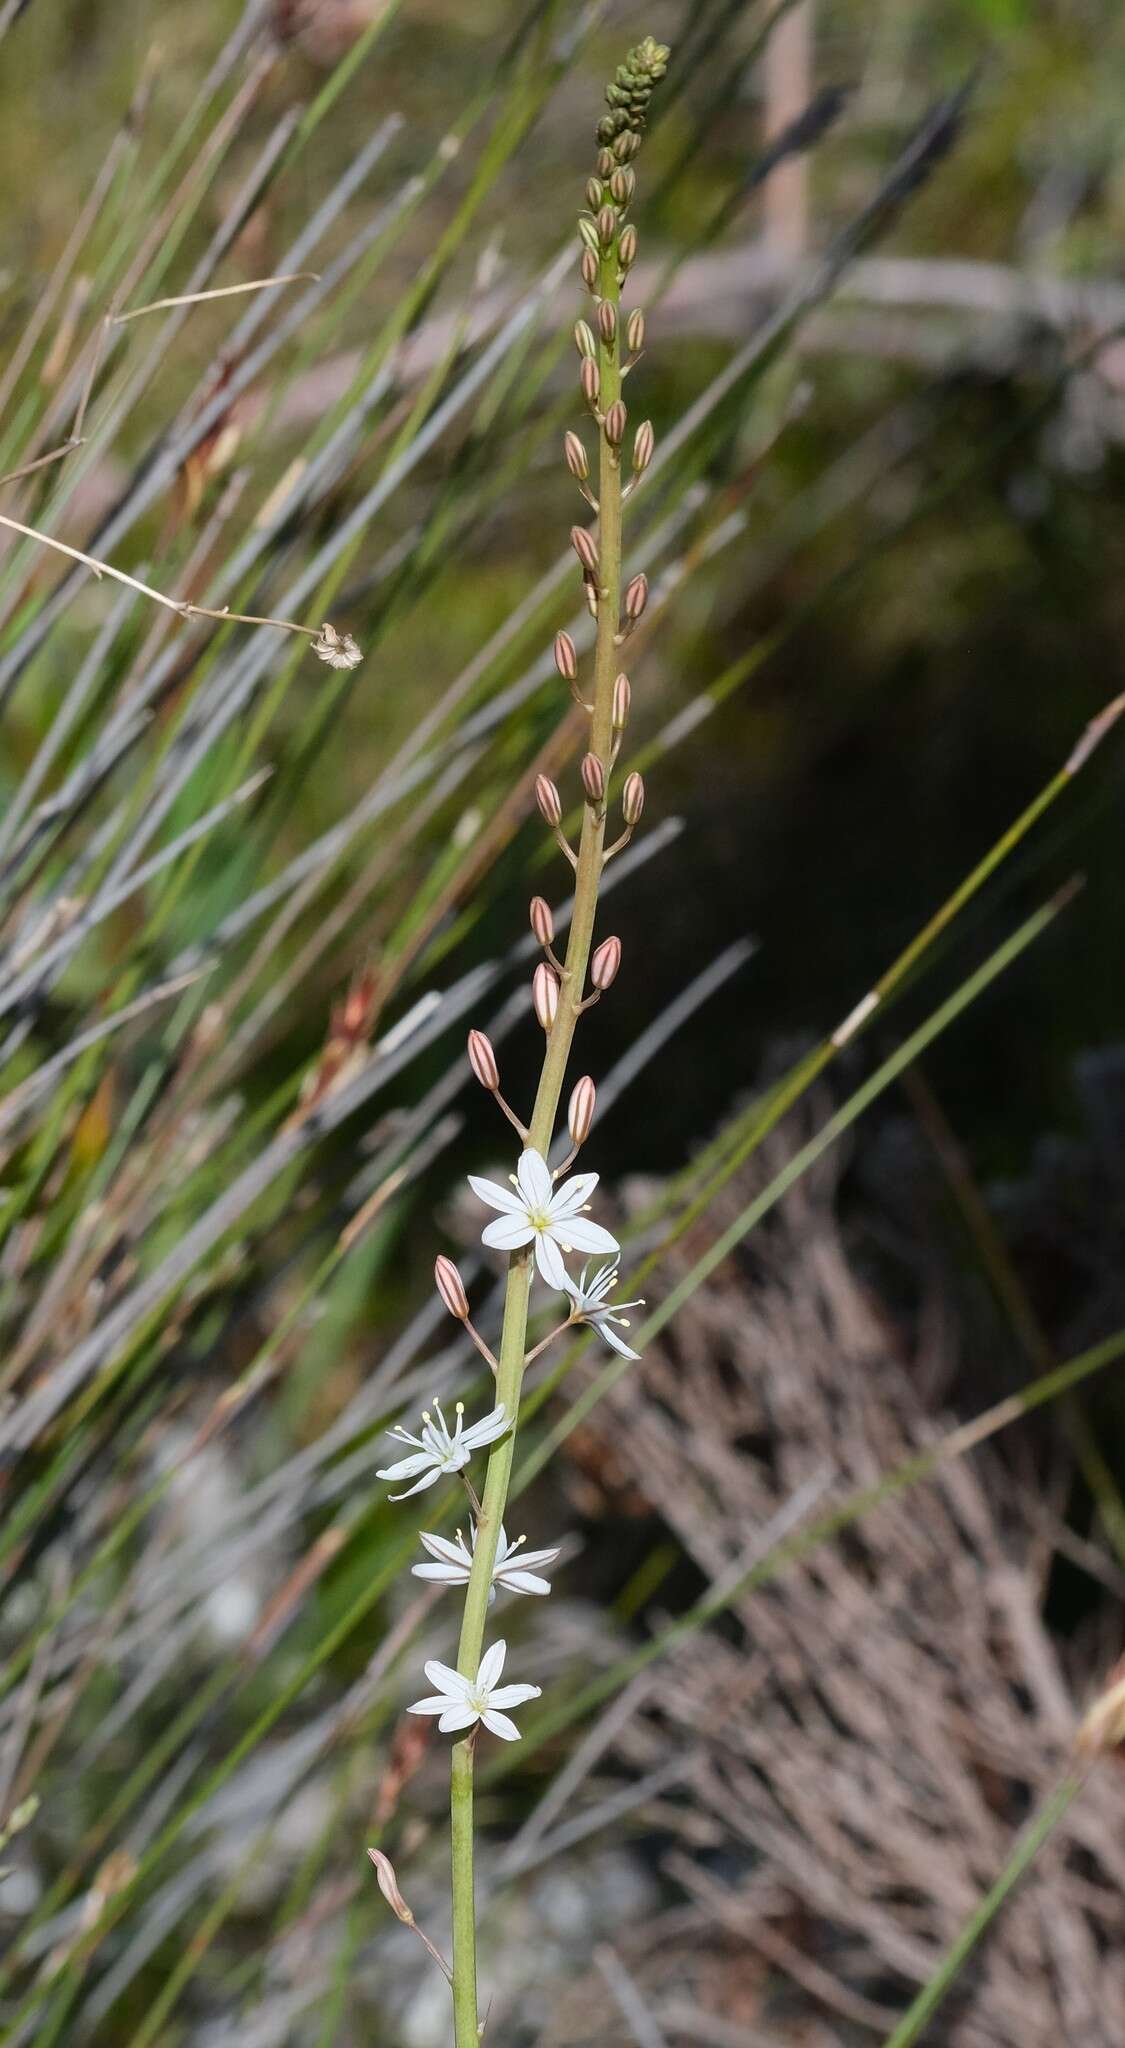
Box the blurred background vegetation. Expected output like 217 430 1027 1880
2 1 1125 2042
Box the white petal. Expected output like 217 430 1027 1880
534 1231 569 1291
417 1532 471 1567
514 1546 561 1571
461 1404 509 1450
376 1451 435 1482
598 1323 640 1360
487 1682 542 1709
497 1568 552 1596
476 1639 507 1692
559 1216 619 1257
481 1213 535 1253
548 1170 599 1219
479 1709 522 1741
438 1703 481 1732
407 1695 455 1717
388 1466 444 1500
424 1659 471 1698
516 1148 553 1209
468 1173 527 1216
411 1562 468 1583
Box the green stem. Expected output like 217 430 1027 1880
447 210 627 2043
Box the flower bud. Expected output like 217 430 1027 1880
604 400 626 447
597 299 617 345
626 307 645 355
580 357 600 409
568 1075 596 1147
532 962 560 1031
633 419 654 473
596 147 615 178
622 771 645 825
578 218 600 257
580 248 599 291
535 774 562 828
573 319 596 360
368 1850 414 1926
564 430 589 481
530 895 554 947
554 630 578 682
434 1255 470 1321
597 205 617 247
571 524 599 577
585 177 603 212
467 1028 500 1091
619 223 638 269
612 672 631 729
614 130 641 162
590 935 622 990
609 166 635 206
580 752 605 803
623 571 648 623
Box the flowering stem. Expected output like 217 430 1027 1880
446 44 666 2038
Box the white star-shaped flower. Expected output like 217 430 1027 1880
376 1397 508 1500
563 1260 644 1359
469 1147 618 1289
407 1639 541 1741
412 1524 560 1601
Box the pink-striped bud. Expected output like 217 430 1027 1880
597 205 617 247
535 774 562 828
596 146 615 177
530 895 554 947
573 319 596 360
580 752 605 803
590 935 622 991
597 299 617 345
610 166 635 206
578 217 600 257
580 248 599 291
554 630 578 682
626 307 645 355
614 130 641 162
434 1255 469 1321
585 177 603 212
604 401 626 448
580 356 600 408
612 672 631 729
568 1075 596 1147
619 223 638 269
564 430 589 481
623 572 648 623
622 771 645 826
532 962 560 1031
633 419 654 473
571 524 599 577
467 1028 500 1092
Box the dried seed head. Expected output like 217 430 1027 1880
609 166 635 205
434 1255 470 1322
571 524 600 577
622 770 645 825
597 298 617 344
597 205 617 247
604 400 626 448
623 571 648 623
313 622 362 671
580 248 599 291
529 895 555 947
578 217 601 257
568 1074 596 1147
573 319 596 360
619 223 638 270
581 752 605 803
368 1850 414 1926
612 672 632 729
532 961 560 1031
535 773 563 828
633 419 655 473
580 356 600 409
564 430 589 481
596 146 615 178
585 176 603 212
554 630 578 682
467 1028 500 1092
590 935 622 990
